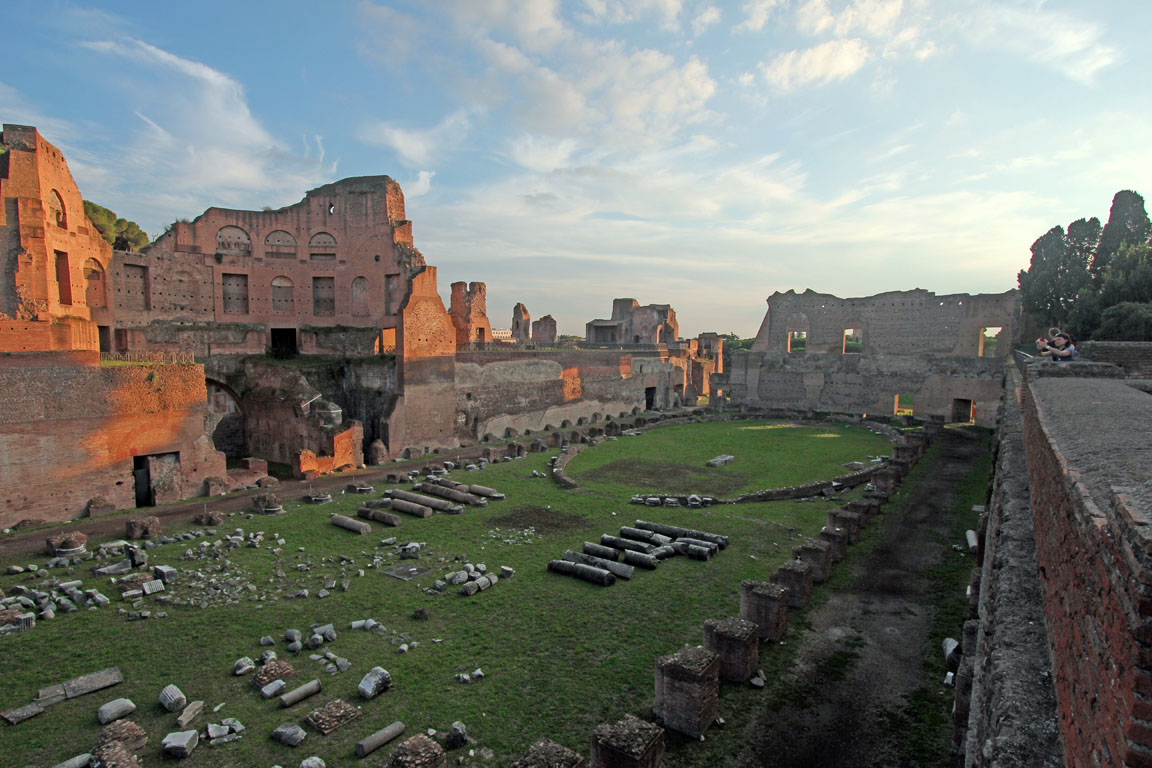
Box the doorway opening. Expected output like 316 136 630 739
270 328 298 358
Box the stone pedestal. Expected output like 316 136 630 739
702 617 759 682
845 497 881 524
819 527 849 562
739 580 790 641
590 714 664 768
771 561 814 609
653 646 718 739
872 467 899 494
826 509 862 543
792 538 832 583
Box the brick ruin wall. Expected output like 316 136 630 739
1079 341 1152 378
1015 364 1152 767
452 349 684 443
0 363 225 526
726 289 1018 427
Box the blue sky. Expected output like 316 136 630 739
2 0 1148 336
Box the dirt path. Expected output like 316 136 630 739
733 426 985 768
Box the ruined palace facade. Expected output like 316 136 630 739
721 289 1018 427
1 125 719 524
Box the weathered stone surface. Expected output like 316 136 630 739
706 454 735 467
90 739 141 768
358 666 392 699
299 758 327 768
446 721 468 749
510 738 585 768
355 721 406 758
254 660 296 688
125 516 161 540
280 679 322 708
98 719 147 753
653 645 719 739
64 667 124 699
159 683 187 712
97 698 136 725
50 753 94 768
703 617 759 683
739 579 790 641
1 702 44 724
233 656 256 675
272 722 308 747
590 714 664 767
304 698 361 734
384 734 446 767
162 729 199 758
176 700 204 728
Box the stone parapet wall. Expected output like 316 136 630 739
1021 374 1152 767
964 368 1062 767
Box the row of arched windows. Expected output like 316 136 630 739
267 275 372 316
215 226 339 259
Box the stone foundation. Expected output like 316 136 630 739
771 561 814 609
739 580 790 641
792 538 832 583
590 714 664 768
702 617 759 682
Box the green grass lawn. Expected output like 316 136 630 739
0 421 892 767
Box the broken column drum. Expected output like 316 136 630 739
703 617 760 682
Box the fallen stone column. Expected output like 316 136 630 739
792 538 832 583
389 499 434 518
675 537 718 555
388 489 460 512
331 514 371 534
649 545 676 560
619 527 672 546
547 560 616 586
355 721 405 758
771 561 814 609
671 541 712 561
739 580 790 641
591 714 664 768
357 507 402 526
416 483 484 506
582 542 620 561
703 617 759 682
467 484 505 499
653 645 719 739
599 535 654 554
563 551 635 580
279 679 322 708
623 550 659 570
634 520 728 550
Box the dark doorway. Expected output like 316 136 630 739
645 386 656 410
270 327 298 358
132 456 153 508
98 326 111 354
951 398 974 423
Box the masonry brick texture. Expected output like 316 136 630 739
1022 370 1152 768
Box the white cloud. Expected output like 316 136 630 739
735 0 783 32
407 170 436 197
505 135 579 172
692 5 722 37
760 38 871 92
358 108 477 167
955 2 1118 84
354 2 426 72
578 0 685 31
441 0 570 52
80 37 335 232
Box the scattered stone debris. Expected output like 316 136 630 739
1 667 124 725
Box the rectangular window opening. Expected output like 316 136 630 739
979 327 1003 357
54 251 72 305
894 393 915 416
843 328 862 354
312 276 335 316
787 330 807 354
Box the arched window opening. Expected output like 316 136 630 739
309 232 337 261
351 276 370 317
264 230 297 258
83 258 106 308
49 189 67 228
216 226 251 256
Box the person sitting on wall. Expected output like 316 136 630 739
1037 332 1076 361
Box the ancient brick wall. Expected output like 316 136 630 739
1079 341 1152 377
0 361 225 525
1021 368 1152 768
531 314 557 344
0 124 112 352
729 289 1017 426
449 281 493 345
586 299 678 344
109 176 420 356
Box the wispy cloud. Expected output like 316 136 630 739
358 108 478 167
760 38 871 91
735 0 784 32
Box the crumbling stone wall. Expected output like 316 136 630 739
725 289 1018 426
586 298 678 344
449 281 493 345
0 362 225 525
531 314 557 344
512 303 531 343
1020 364 1152 768
1078 341 1152 377
964 366 1061 767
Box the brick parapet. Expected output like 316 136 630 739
1079 342 1152 378
1022 375 1152 767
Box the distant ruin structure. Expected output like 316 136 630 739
586 299 678 344
720 288 1018 426
0 124 724 525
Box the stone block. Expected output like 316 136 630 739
702 617 759 682
162 729 199 758
242 457 268 474
304 698 361 735
818 526 849 562
770 561 814 609
653 645 719 739
792 538 832 583
590 714 664 768
826 509 862 543
125 516 161 540
97 719 147 753
739 580 790 641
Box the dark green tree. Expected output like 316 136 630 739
1093 190 1150 280
1094 302 1152 341
82 200 150 251
1018 225 1091 328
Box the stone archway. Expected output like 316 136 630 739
205 379 246 457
